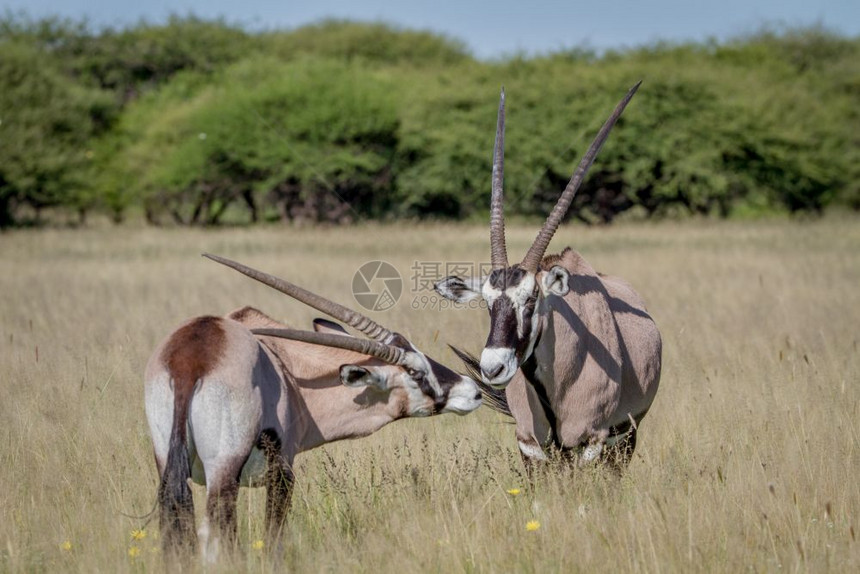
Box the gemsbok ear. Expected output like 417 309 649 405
340 365 387 389
434 276 483 303
313 318 350 336
540 265 570 297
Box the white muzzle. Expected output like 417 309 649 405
480 347 518 389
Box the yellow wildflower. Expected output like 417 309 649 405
60 540 72 551
251 539 265 551
130 529 146 541
506 488 521 496
128 546 141 558
525 520 541 532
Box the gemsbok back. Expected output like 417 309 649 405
145 254 481 561
435 84 661 472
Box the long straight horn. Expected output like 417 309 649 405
204 254 394 342
490 88 509 269
520 81 641 273
251 328 408 366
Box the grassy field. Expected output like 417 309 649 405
1 218 858 572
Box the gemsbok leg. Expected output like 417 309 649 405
260 430 294 544
189 368 261 562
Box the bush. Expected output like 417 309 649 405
0 14 255 102
2 16 858 226
0 41 116 226
108 58 400 224
263 19 471 67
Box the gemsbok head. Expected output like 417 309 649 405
435 84 662 471
145 255 480 561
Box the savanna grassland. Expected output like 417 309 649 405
1 218 858 572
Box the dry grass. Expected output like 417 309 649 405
1 218 858 572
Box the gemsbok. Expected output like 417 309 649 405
435 84 661 472
145 254 481 561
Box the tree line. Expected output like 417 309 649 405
1 15 858 227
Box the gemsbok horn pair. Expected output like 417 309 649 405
436 83 662 471
145 255 481 561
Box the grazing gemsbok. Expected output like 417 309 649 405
145 254 481 560
435 84 661 471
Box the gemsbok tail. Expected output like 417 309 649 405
157 374 196 553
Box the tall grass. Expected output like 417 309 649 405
0 218 858 572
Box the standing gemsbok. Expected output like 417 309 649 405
145 254 481 561
435 84 661 471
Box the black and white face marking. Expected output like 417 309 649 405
341 333 482 416
479 266 541 388
434 264 571 388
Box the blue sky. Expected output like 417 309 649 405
3 0 859 58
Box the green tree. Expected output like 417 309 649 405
3 16 859 225
0 41 115 226
1 14 256 103
263 19 470 67
106 58 400 224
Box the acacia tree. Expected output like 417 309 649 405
0 41 115 227
394 30 858 223
0 14 255 102
3 17 858 226
106 58 400 224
